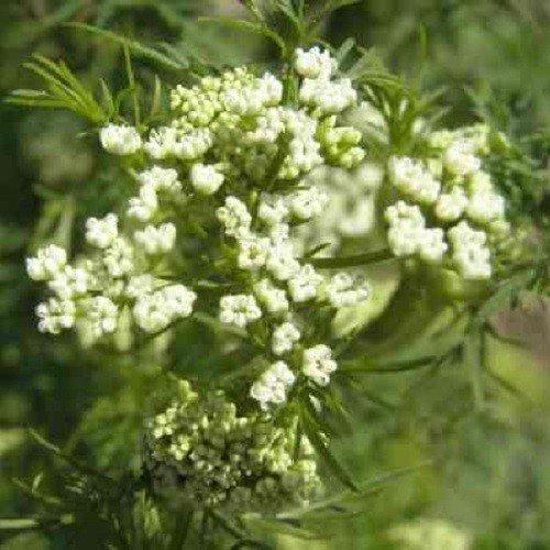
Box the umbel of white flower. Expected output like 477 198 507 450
383 124 512 282
27 217 196 342
27 47 372 404
145 381 322 512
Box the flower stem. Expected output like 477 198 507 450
310 248 393 269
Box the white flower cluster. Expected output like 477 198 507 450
29 47 372 412
133 285 196 333
296 47 358 117
99 124 142 155
250 361 296 410
128 166 182 222
145 381 322 512
384 124 511 281
27 212 196 341
215 188 370 406
302 344 338 386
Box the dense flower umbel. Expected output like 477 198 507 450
145 381 322 512
384 124 512 281
27 214 196 344
26 47 371 406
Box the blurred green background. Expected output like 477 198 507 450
0 1 549 548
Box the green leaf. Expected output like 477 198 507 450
310 248 394 269
7 55 106 123
198 17 286 55
334 38 356 64
307 0 362 26
99 79 115 117
238 0 266 23
339 355 436 375
149 75 163 121
64 23 186 72
278 463 430 520
28 430 115 485
464 324 486 412
243 514 327 540
275 0 302 27
300 402 358 492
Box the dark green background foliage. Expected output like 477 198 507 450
0 1 548 548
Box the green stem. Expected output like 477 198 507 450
0 514 74 530
310 248 393 269
0 518 40 530
339 356 435 374
208 509 251 542
170 509 193 550
123 44 140 127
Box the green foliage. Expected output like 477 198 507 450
7 55 107 124
0 1 549 549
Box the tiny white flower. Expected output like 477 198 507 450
133 284 196 333
325 272 370 308
417 228 448 264
143 127 178 159
388 156 441 204
466 190 506 224
387 223 424 257
134 223 177 255
266 242 301 281
444 139 481 177
127 183 159 222
253 278 289 315
190 163 225 195
250 361 295 410
216 196 252 238
448 221 487 248
126 274 158 299
288 186 329 220
173 129 213 160
237 235 270 271
435 187 468 222
288 264 323 303
100 124 141 155
244 107 285 145
257 73 284 106
258 195 288 227
453 245 492 280
295 47 335 80
26 244 67 281
219 294 262 328
48 266 89 300
85 213 119 249
448 221 491 280
302 344 337 386
299 78 357 115
158 284 196 318
103 237 134 278
385 201 427 257
272 321 301 356
83 296 119 338
137 166 181 193
384 200 425 227
36 297 76 334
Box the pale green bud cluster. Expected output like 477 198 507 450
144 381 322 512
